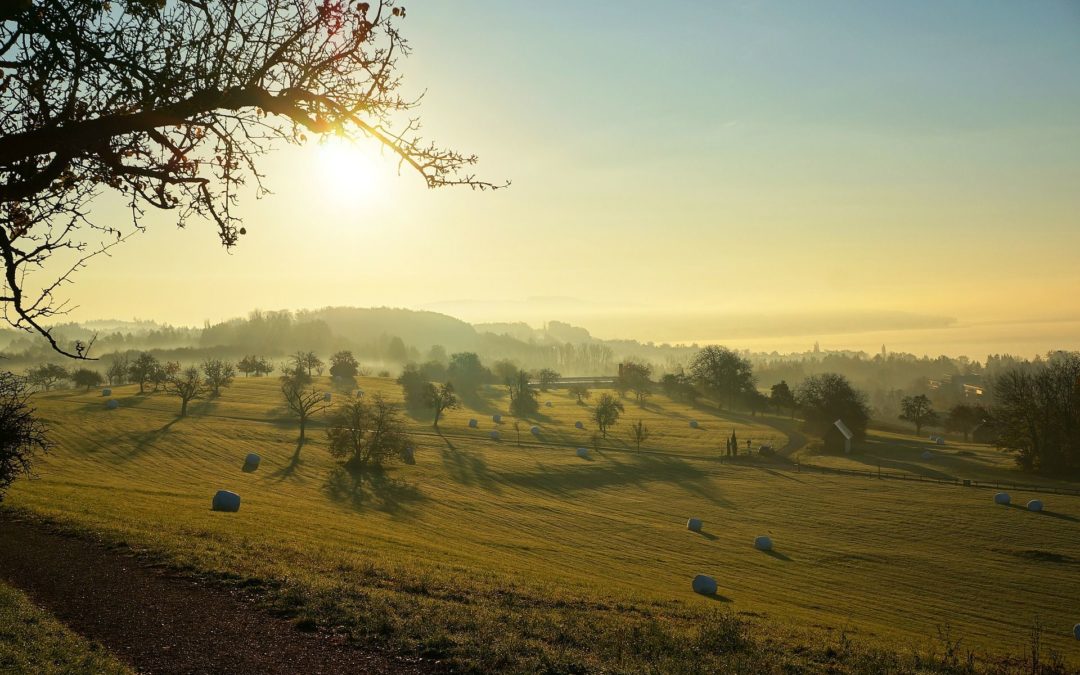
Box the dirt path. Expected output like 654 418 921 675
0 515 438 675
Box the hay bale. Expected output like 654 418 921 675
468 418 478 428
576 447 589 459
994 492 1011 505
530 425 540 436
754 535 773 551
323 392 332 402
101 388 111 397
492 414 502 423
935 437 945 445
689 420 699 429
490 430 501 441
686 518 702 532
105 399 119 410
575 421 584 430
691 574 717 596
1074 623 1080 641
545 401 553 408
921 450 933 460
402 446 416 465
212 490 241 512
244 453 261 470
1027 499 1043 512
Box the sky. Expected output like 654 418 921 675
50 0 1080 357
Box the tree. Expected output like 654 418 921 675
508 370 539 417
945 404 986 442
447 352 488 396
660 371 698 404
329 350 360 390
128 353 161 394
0 0 497 358
105 353 130 385
593 394 624 439
769 380 796 417
201 359 236 397
742 389 771 417
795 373 871 439
568 384 591 404
326 395 411 476
290 351 323 380
281 373 330 449
26 363 68 391
397 365 431 411
899 394 939 436
71 368 104 391
165 366 206 417
618 361 653 406
0 372 51 502
426 382 459 427
385 336 409 364
627 419 651 451
535 368 560 392
254 357 275 377
688 346 755 409
991 352 1080 474
237 355 258 377
152 360 179 393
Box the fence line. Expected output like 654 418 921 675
791 460 1080 496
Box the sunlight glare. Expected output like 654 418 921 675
313 137 379 206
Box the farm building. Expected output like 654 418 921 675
825 419 854 454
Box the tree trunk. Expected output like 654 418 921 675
180 398 188 417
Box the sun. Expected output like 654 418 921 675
313 136 380 204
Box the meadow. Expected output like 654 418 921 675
5 376 1079 672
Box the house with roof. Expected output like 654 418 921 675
825 418 854 454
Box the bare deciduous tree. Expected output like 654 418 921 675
0 1 500 357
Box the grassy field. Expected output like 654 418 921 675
5 376 1079 672
0 580 131 674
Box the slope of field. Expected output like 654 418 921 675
0 580 132 674
6 377 1080 671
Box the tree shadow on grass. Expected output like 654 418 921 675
117 418 179 461
499 452 733 508
270 438 306 482
324 466 424 516
439 441 502 494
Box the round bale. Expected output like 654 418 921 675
576 447 589 459
212 490 241 512
105 399 119 410
1074 624 1080 640
754 535 773 551
921 450 933 460
687 518 702 532
101 388 111 397
244 453 261 470
574 421 584 430
692 574 718 596
994 492 1011 505
689 420 699 429
1027 499 1043 512
530 425 541 436
935 437 945 445
323 392 332 402
490 430 501 441
468 418 478 428
492 414 502 423
401 446 416 465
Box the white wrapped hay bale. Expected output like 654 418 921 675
323 392 332 402
545 401 553 408
935 437 945 445
468 418 478 428
754 535 773 551
994 492 1011 505
212 490 241 512
530 425 540 436
1074 624 1080 640
401 446 416 465
921 450 933 460
106 399 119 410
492 414 502 423
686 518 702 532
244 453 261 470
576 447 589 459
689 420 699 429
575 421 584 430
490 430 501 441
1027 499 1043 512
101 388 111 397
692 574 717 596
